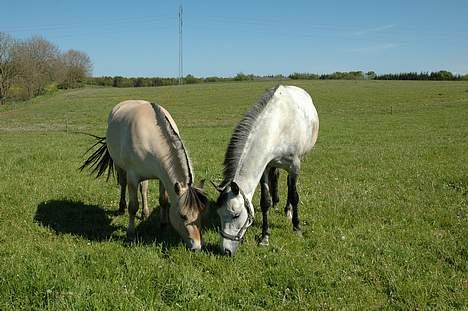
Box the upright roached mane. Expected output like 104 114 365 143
152 103 207 213
152 103 194 185
222 85 280 186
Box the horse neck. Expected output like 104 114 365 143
234 143 272 201
159 158 193 204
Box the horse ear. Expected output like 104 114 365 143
210 180 224 193
174 182 182 195
230 181 240 196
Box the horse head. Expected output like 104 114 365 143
170 182 208 251
213 181 254 256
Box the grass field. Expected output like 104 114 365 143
0 80 467 309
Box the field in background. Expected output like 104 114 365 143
0 80 466 309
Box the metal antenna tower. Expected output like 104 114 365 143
178 5 183 85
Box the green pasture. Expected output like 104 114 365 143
0 80 466 309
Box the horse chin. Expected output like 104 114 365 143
221 239 240 256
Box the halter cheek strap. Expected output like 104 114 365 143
219 189 254 242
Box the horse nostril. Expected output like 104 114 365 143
224 249 232 256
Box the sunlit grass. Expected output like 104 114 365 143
0 80 466 309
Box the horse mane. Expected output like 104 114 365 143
221 85 281 186
180 185 208 215
152 103 194 185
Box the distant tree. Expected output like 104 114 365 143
112 76 124 87
59 49 92 89
289 72 319 80
366 71 376 80
234 73 254 81
204 76 223 83
133 77 145 87
375 71 457 81
13 36 61 98
0 32 16 103
185 74 200 84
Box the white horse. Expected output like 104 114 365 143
213 85 319 256
81 100 208 250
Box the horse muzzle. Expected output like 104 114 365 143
221 239 240 256
186 239 202 251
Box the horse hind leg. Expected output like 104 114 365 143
284 175 293 220
116 166 127 215
139 180 150 220
268 167 280 209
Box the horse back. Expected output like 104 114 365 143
266 86 319 157
106 100 170 179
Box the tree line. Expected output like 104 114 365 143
289 70 468 81
0 32 92 104
85 73 288 88
89 70 468 89
2 31 466 103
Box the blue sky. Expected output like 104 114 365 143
2 0 467 77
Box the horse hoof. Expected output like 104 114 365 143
293 229 303 238
126 232 136 243
258 235 269 246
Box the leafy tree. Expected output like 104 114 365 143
59 49 92 89
13 36 61 98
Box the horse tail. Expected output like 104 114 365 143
79 135 115 181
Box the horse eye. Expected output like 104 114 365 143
232 213 240 220
179 213 188 221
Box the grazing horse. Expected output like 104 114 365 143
213 85 319 256
81 100 208 250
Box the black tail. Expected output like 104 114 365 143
79 135 114 181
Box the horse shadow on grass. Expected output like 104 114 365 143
34 198 222 253
34 199 125 242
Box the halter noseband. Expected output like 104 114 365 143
219 189 254 242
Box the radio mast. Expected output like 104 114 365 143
178 5 183 85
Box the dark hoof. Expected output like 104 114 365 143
126 231 136 243
116 208 125 216
257 235 270 246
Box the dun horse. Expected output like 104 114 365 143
213 85 319 256
81 100 208 250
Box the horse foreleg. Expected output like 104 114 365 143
268 167 280 209
158 180 170 226
139 180 149 220
127 175 139 242
259 169 272 246
116 167 127 214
